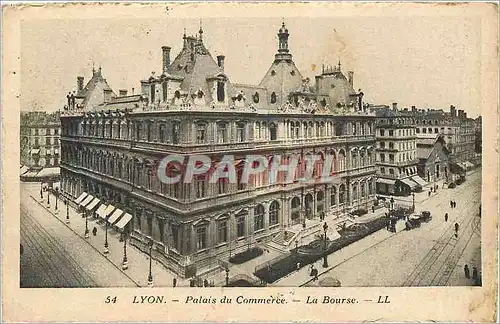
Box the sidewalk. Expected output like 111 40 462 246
29 191 188 287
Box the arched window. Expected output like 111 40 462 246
270 92 277 104
316 191 324 213
196 122 207 144
269 201 279 226
217 81 225 102
217 122 228 143
339 184 346 204
254 205 265 231
330 187 337 207
159 124 167 143
253 92 260 103
236 122 246 142
269 123 277 141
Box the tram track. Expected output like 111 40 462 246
402 184 480 287
21 204 98 287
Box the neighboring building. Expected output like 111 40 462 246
20 111 61 169
60 23 377 278
416 133 451 183
474 116 482 154
371 103 423 196
413 105 476 165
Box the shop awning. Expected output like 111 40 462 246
108 208 124 224
411 175 427 186
30 149 40 155
20 166 29 175
376 178 396 185
80 194 94 207
85 197 100 211
115 213 133 229
400 178 419 190
36 167 60 178
96 204 108 219
21 170 39 177
103 205 116 219
74 192 88 204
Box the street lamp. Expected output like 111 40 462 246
122 232 128 270
147 240 154 287
225 267 230 286
103 216 109 253
40 183 43 200
322 222 329 268
47 188 50 206
390 197 394 211
54 188 59 213
412 192 415 212
84 211 90 239
66 198 70 224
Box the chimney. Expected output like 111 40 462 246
119 89 128 97
392 102 398 111
464 112 467 119
103 89 113 103
161 46 171 74
411 105 416 112
450 105 457 118
132 87 135 95
77 77 84 91
348 71 354 86
217 55 225 71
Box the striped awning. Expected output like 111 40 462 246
108 208 124 224
115 213 132 229
79 194 94 207
376 178 396 185
400 178 419 190
96 204 108 219
74 192 88 204
85 197 100 211
103 205 116 219
411 175 427 186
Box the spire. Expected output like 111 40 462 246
92 61 95 75
338 59 341 71
274 21 293 63
198 19 203 39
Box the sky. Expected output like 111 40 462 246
21 16 482 117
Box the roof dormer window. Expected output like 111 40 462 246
270 92 277 104
253 92 260 103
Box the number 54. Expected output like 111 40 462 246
105 296 117 304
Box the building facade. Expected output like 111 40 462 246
416 134 450 183
60 23 377 278
20 111 61 169
371 103 423 196
413 105 476 164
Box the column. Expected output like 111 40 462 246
247 205 255 244
281 197 290 228
152 213 161 241
263 202 270 232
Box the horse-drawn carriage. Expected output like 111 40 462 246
405 211 432 230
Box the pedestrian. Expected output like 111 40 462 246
450 200 453 208
464 265 470 279
428 191 431 197
445 213 448 222
454 201 457 208
172 278 177 287
296 262 301 271
313 268 318 281
454 222 459 233
372 206 375 213
203 279 209 287
472 267 478 281
189 279 195 287
92 226 97 236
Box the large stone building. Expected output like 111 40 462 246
60 23 377 278
416 133 451 183
413 105 476 166
21 111 61 169
371 103 424 196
